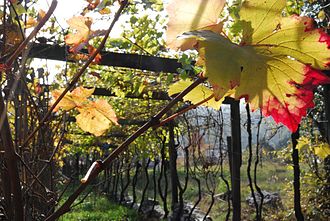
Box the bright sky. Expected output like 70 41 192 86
35 0 125 33
35 0 87 28
32 0 125 83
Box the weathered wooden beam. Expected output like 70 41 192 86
67 131 127 138
67 116 147 126
28 43 183 73
93 87 235 104
93 87 170 100
324 71 330 143
63 139 118 149
30 44 235 105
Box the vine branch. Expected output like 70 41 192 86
45 72 205 220
154 94 214 128
20 0 127 150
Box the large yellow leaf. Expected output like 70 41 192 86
183 29 330 131
254 16 330 69
166 0 225 50
169 0 330 132
240 0 330 68
51 87 118 136
51 87 95 112
76 99 119 136
240 0 286 45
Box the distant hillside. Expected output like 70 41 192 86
177 102 291 158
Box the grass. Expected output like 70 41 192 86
57 151 299 221
59 194 140 221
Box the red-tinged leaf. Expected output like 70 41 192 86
168 0 330 132
34 83 42 95
262 67 330 132
65 16 107 53
166 0 225 50
246 16 330 69
0 63 10 71
86 0 100 10
87 45 102 64
319 30 330 47
65 16 94 52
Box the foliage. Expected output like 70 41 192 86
166 0 330 132
61 193 140 221
1 0 329 220
52 86 118 136
168 79 233 109
166 0 225 50
297 136 330 159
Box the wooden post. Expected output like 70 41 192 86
325 84 330 144
168 121 179 210
323 84 330 213
230 100 242 221
227 136 232 178
291 127 304 221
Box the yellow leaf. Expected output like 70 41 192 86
178 0 330 132
168 79 234 109
317 10 325 21
99 7 111 15
314 143 330 159
239 0 286 45
51 87 95 112
166 0 225 50
38 9 46 20
166 0 330 132
65 16 94 52
296 136 310 151
71 87 95 105
76 99 118 136
25 17 37 29
51 89 76 111
2 24 24 54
